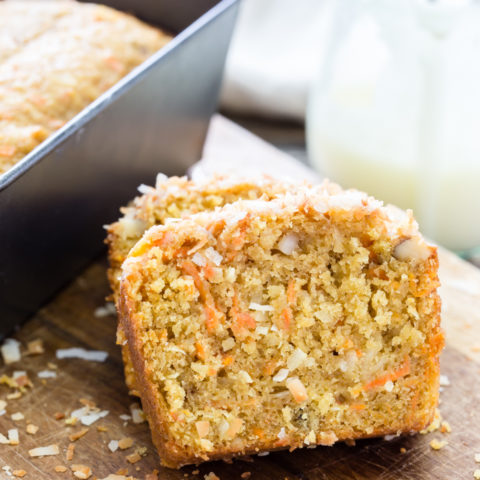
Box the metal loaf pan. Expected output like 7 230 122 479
0 0 239 337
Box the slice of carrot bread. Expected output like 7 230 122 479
107 175 313 394
118 185 443 468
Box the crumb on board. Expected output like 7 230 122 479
54 412 65 420
440 421 451 434
118 437 134 450
12 470 27 478
108 440 119 452
26 424 39 435
475 453 480 463
97 425 108 432
430 438 448 450
145 470 159 480
28 444 60 457
26 339 44 355
71 464 92 479
69 428 89 442
241 473 252 479
11 412 24 421
400 447 407 454
204 473 220 480
126 451 141 464
54 466 67 472
66 442 75 461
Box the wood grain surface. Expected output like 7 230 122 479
0 117 479 479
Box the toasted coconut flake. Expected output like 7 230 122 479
56 348 108 362
27 339 44 355
108 440 119 452
241 473 251 479
1 339 21 364
7 391 22 400
118 437 134 450
28 444 60 457
66 443 75 461
71 464 92 479
54 412 65 420
8 428 19 445
26 424 38 435
286 377 308 403
12 470 27 477
54 466 67 473
192 252 207 267
0 400 6 410
11 412 24 421
204 473 220 480
97 425 108 432
69 428 89 442
38 370 57 379
126 452 141 464
429 438 447 450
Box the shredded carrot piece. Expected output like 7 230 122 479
287 279 297 305
280 307 292 331
203 264 216 281
230 293 256 339
363 355 410 391
104 55 123 72
342 338 354 350
222 355 234 367
0 145 16 157
207 219 226 237
262 360 277 376
203 305 219 332
207 367 217 377
350 403 366 411
195 342 206 361
252 427 264 438
355 349 363 358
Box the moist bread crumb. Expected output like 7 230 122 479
118 184 443 468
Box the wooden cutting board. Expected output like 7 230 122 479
1 116 479 480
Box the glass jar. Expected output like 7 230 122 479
307 0 480 253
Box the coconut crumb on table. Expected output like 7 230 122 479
475 453 480 463
430 438 448 450
54 412 65 420
126 452 142 464
26 423 39 435
118 437 134 449
11 412 24 421
71 464 92 479
28 444 60 457
440 421 451 434
12 470 27 478
241 473 251 479
26 339 44 355
54 466 68 473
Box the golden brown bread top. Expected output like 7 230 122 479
0 1 171 174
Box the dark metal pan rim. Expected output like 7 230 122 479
0 0 237 192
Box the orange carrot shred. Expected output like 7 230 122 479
280 307 292 331
287 279 297 305
363 355 410 391
222 355 234 367
195 342 206 361
0 145 16 157
350 403 366 411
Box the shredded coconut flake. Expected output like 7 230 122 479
278 232 299 255
94 303 116 318
249 302 274 312
8 428 19 445
287 348 307 371
80 410 109 426
38 370 57 379
56 348 108 362
204 247 223 266
192 252 207 267
108 440 119 452
137 183 153 195
1 339 21 364
277 427 287 440
439 375 450 387
155 173 168 188
273 368 289 382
